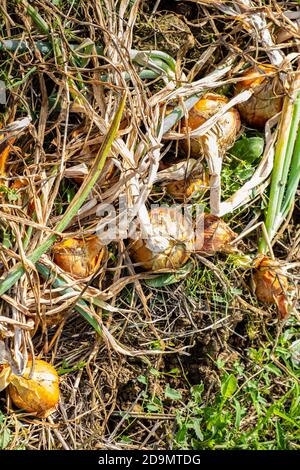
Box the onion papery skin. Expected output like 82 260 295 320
130 207 193 271
253 256 289 319
181 93 241 157
166 169 209 201
53 235 105 278
8 359 60 418
193 214 237 255
235 65 283 128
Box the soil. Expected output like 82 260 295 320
133 13 195 57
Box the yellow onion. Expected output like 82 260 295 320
130 207 193 271
53 235 105 278
166 167 209 201
193 214 237 254
235 65 283 128
8 359 59 418
181 93 241 157
253 256 289 319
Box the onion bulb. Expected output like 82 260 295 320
166 166 209 201
181 93 241 157
0 364 12 392
253 256 289 319
130 207 193 271
53 235 105 278
235 65 283 128
193 214 237 254
8 359 59 418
